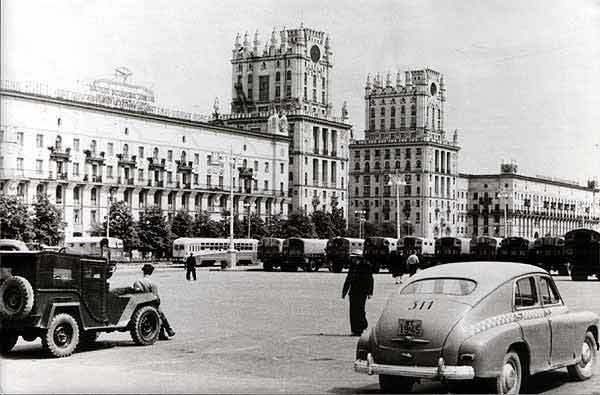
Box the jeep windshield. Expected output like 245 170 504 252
399 277 477 296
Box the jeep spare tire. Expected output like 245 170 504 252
0 276 34 319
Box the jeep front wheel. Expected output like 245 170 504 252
0 330 18 354
42 313 80 357
130 305 161 346
0 276 34 319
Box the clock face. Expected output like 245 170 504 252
310 45 321 63
430 82 438 96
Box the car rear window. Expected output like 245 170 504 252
400 278 477 296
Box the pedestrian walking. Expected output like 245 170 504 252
390 251 405 284
406 250 419 277
185 252 197 281
133 263 176 340
342 259 374 336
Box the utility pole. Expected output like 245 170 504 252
228 149 237 269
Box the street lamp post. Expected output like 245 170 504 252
354 210 366 239
228 153 237 269
498 190 510 238
244 202 251 239
388 173 407 240
106 195 113 239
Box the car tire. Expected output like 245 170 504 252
495 351 522 395
304 260 318 272
378 375 414 393
263 261 273 271
0 330 19 354
0 276 35 319
130 305 161 346
42 313 80 358
567 331 597 381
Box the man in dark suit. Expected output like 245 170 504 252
342 260 374 336
185 253 196 281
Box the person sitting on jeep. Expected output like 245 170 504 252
133 264 175 340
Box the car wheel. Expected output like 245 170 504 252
130 305 161 346
263 261 273 271
0 330 19 354
0 276 35 319
567 331 597 381
42 313 80 358
496 351 522 395
378 375 414 393
305 260 318 272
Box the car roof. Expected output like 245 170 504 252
406 261 549 303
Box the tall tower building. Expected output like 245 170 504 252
222 26 352 217
349 69 466 239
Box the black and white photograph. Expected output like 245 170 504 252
1 1 599 394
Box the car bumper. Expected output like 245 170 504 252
354 353 475 381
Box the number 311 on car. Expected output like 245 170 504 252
354 261 599 394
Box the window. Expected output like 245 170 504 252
514 277 538 308
400 278 477 296
265 162 269 172
16 157 24 171
280 163 284 174
36 159 43 174
539 277 561 305
17 132 24 146
73 163 79 176
106 142 113 156
138 169 144 181
276 71 281 82
286 70 292 81
138 146 144 158
168 150 173 161
107 165 113 178
36 134 43 148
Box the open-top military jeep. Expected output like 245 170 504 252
0 251 162 357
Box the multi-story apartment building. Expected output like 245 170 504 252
462 163 599 239
219 26 352 216
350 69 599 239
0 79 290 238
349 69 466 239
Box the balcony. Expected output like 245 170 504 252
117 154 137 168
91 175 102 183
48 146 71 161
147 157 166 170
127 178 134 185
331 151 337 157
84 150 106 165
237 167 254 179
176 160 193 173
51 171 68 180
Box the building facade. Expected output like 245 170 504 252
0 80 290 238
349 69 467 239
349 69 599 239
220 26 352 217
463 163 600 239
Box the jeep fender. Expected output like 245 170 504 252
115 293 160 329
458 322 527 378
42 303 84 330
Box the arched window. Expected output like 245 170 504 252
410 105 416 115
391 107 396 117
400 106 405 114
374 161 380 170
384 161 390 170
243 159 247 168
395 161 401 169
90 188 97 203
364 162 370 172
380 107 385 116
56 185 63 204
416 160 422 169
73 186 80 201
153 147 159 159
355 187 359 195
247 74 253 84
181 150 186 162
123 144 129 156
55 135 62 150
275 71 281 82
405 160 411 171
370 107 375 118
354 162 360 170
286 70 292 81
91 140 97 154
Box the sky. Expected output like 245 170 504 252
2 0 599 184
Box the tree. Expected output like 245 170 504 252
330 199 347 237
91 201 139 252
263 214 286 238
240 213 266 239
0 195 34 241
376 222 397 238
171 210 194 238
311 210 335 239
32 194 64 245
137 206 171 257
283 212 316 238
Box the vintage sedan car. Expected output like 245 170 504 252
354 261 599 394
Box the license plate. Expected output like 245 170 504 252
398 319 423 337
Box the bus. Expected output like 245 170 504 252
497 236 534 264
325 237 364 273
172 238 258 266
531 236 568 275
469 236 503 261
363 237 398 273
434 237 472 264
398 236 435 268
564 229 600 281
257 238 285 271
281 238 328 272
64 237 124 261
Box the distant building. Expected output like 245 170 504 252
0 78 290 238
350 69 600 239
219 26 352 217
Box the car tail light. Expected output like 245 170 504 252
459 353 475 365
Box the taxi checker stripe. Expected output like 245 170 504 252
467 309 548 337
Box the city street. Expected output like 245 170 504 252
2 267 600 394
